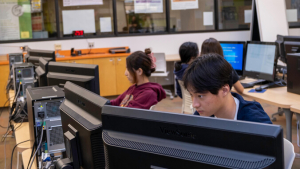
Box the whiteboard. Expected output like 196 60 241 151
62 9 96 35
255 0 289 42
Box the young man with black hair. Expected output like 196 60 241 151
183 53 272 124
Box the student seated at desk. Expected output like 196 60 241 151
183 53 272 124
201 38 244 93
174 42 199 98
110 49 166 109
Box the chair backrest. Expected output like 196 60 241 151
284 138 295 169
149 105 156 110
153 53 167 73
178 80 194 114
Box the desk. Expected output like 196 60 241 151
22 149 37 169
236 79 300 141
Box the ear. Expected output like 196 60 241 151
221 84 230 97
136 68 143 76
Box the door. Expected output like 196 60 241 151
115 56 131 95
94 58 117 96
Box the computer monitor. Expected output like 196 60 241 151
101 106 284 169
47 62 100 95
35 57 50 87
219 41 246 76
60 81 109 169
244 41 278 81
276 35 300 63
27 49 55 66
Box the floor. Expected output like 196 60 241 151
0 94 300 169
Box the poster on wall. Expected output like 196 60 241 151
62 9 96 35
31 0 42 12
63 0 103 6
134 0 163 13
171 0 198 10
0 0 32 40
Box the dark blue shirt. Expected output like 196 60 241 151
194 93 272 124
174 64 189 98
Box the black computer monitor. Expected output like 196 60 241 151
101 106 284 169
27 49 55 66
276 35 300 63
219 41 246 76
244 41 278 82
35 57 49 87
60 81 109 169
47 61 100 95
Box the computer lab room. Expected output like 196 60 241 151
1 0 300 168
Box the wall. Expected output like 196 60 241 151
0 28 299 55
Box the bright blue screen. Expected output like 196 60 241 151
220 43 244 71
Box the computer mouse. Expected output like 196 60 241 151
255 87 263 92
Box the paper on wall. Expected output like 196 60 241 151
0 2 20 40
171 0 198 10
134 0 163 13
100 17 112 32
203 11 213 26
244 10 252 23
63 0 103 6
62 9 96 35
286 9 298 22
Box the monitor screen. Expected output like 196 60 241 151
244 42 277 81
220 43 244 71
245 44 276 75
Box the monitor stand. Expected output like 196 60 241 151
241 79 268 88
258 79 287 90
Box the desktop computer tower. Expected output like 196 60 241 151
26 86 65 166
287 53 300 95
13 63 35 98
9 53 23 77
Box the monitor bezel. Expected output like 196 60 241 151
244 41 278 82
219 41 247 76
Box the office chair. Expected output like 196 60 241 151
151 53 174 100
283 138 295 169
178 80 194 114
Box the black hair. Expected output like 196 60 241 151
126 48 155 83
200 38 224 56
175 42 199 71
183 53 233 95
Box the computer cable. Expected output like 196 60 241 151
10 140 30 169
0 96 14 129
28 116 44 169
14 82 21 103
27 139 37 169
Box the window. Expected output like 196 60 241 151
169 0 215 32
116 0 167 34
286 0 300 27
0 0 57 41
217 0 252 30
58 0 114 37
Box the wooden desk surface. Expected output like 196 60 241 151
22 149 37 169
236 78 300 108
291 104 300 114
166 54 180 62
14 122 33 149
